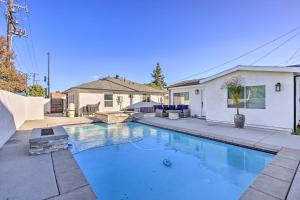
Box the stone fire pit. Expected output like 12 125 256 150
29 126 68 155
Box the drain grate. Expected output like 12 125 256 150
41 128 54 136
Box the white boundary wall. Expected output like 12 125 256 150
0 90 44 148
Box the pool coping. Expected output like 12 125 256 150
136 119 300 200
47 127 98 200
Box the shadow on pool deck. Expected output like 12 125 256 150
0 130 97 200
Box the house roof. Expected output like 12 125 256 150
200 65 300 84
167 65 300 89
64 76 166 94
167 79 201 88
51 92 66 99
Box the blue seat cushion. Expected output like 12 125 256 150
176 105 183 110
182 105 189 109
163 105 169 110
157 105 163 109
169 105 176 110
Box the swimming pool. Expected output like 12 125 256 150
64 122 273 200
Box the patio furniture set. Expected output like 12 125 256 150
154 105 191 120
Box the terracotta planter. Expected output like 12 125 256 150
234 114 245 128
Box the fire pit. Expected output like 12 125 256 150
29 127 68 155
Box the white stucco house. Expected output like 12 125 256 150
64 76 166 116
168 65 300 133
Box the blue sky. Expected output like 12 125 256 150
1 0 300 91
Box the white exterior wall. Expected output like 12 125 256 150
0 90 44 148
295 76 300 125
77 92 163 115
169 85 203 117
204 71 294 132
44 98 51 114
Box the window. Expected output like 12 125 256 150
246 86 265 109
227 87 245 108
227 85 266 109
142 94 151 102
68 93 74 104
104 93 113 107
173 92 189 105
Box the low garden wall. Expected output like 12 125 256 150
0 90 44 148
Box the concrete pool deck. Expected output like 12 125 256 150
0 130 97 200
139 115 300 151
1 115 300 200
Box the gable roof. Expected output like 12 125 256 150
200 65 300 84
167 65 300 89
64 77 165 94
167 79 201 88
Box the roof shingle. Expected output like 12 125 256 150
65 77 165 94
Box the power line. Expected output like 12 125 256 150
168 25 300 85
278 46 300 66
24 0 38 70
13 40 28 71
289 56 300 65
251 31 300 65
25 36 36 71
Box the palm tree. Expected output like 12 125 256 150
222 76 245 128
222 76 244 114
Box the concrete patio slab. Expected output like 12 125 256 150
19 116 101 131
262 164 295 183
287 173 300 200
48 185 97 200
240 188 280 200
55 163 89 194
270 156 299 170
0 131 59 200
0 131 97 200
250 174 290 199
138 116 300 150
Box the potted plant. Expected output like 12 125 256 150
222 76 245 128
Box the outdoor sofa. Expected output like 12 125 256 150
154 105 191 118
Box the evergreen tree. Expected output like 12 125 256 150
27 84 45 97
150 62 166 89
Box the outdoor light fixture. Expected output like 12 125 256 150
275 82 281 92
195 89 200 95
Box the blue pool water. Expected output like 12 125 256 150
64 122 273 200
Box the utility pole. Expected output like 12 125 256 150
2 0 28 53
6 0 13 51
47 52 50 98
31 72 38 85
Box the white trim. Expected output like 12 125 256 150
200 65 300 84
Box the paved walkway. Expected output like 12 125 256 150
19 116 100 131
0 130 97 200
139 116 300 151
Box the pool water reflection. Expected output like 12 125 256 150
64 122 273 200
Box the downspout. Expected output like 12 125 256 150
293 75 300 132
